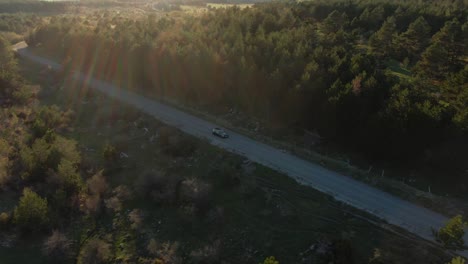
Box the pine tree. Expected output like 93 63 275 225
417 19 463 79
396 16 431 61
417 42 449 78
431 19 463 68
369 16 397 58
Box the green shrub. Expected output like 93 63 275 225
447 257 466 264
260 256 279 264
437 215 466 249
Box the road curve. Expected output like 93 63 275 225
13 42 468 255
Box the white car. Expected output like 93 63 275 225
212 128 229 138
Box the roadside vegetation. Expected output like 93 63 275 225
24 0 468 198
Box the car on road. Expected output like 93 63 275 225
212 128 229 138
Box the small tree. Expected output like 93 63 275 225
437 215 466 249
14 188 49 232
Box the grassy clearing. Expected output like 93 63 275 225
11 57 452 263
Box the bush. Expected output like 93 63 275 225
128 209 143 230
147 239 181 264
87 170 108 196
14 188 49 232
447 257 466 264
437 215 466 249
112 185 132 200
102 143 118 161
179 178 212 217
43 230 72 263
80 194 102 215
260 256 279 264
104 196 121 213
0 211 10 228
77 238 112 264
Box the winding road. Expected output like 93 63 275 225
13 41 467 256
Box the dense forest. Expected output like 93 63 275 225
26 0 468 187
28 1 468 185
